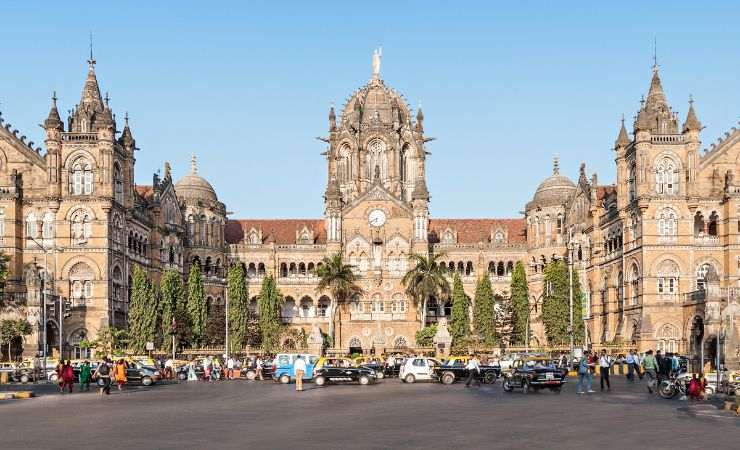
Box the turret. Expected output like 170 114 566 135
614 116 630 150
328 103 336 131
44 92 63 197
118 112 136 152
682 95 702 135
415 103 424 133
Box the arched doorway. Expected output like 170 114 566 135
348 337 362 355
689 316 704 372
45 321 59 358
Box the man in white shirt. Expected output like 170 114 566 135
164 358 174 380
226 357 235 380
464 355 481 388
256 357 264 380
294 355 307 392
599 350 612 392
625 351 636 382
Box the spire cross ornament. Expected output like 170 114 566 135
553 156 560 175
191 154 198 174
87 32 96 68
372 47 382 79
652 36 658 71
124 111 129 127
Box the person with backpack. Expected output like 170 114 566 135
94 358 112 396
598 350 613 392
576 351 595 394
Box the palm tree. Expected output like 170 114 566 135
402 253 451 326
316 253 363 349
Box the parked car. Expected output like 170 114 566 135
353 356 387 379
272 353 319 384
399 357 441 383
313 357 378 386
502 357 567 394
125 362 162 386
383 355 406 378
241 358 274 381
433 356 501 385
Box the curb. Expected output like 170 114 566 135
0 391 35 400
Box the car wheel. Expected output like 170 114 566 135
522 380 530 395
279 374 290 384
376 371 384 379
441 372 455 385
20 374 30 383
177 371 187 381
483 372 496 384
49 373 58 382
245 370 256 381
405 374 416 384
502 378 513 392
314 376 326 386
142 376 153 386
359 375 370 385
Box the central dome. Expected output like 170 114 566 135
175 155 218 203
528 159 576 209
340 78 412 127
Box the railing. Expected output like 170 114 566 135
694 235 720 246
281 315 329 323
651 134 684 144
349 312 407 321
720 287 740 300
62 132 98 142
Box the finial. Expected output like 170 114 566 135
52 91 58 105
191 154 198 174
104 91 110 107
689 94 694 106
87 32 96 68
621 113 625 125
124 111 129 126
553 156 560 175
652 36 658 72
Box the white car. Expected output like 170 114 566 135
399 357 441 383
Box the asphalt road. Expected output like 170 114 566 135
1 376 737 449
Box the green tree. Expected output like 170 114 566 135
449 273 470 345
316 253 363 348
160 269 188 350
472 275 495 345
542 260 584 345
0 319 32 361
227 263 250 353
414 324 437 347
91 326 128 358
128 265 158 353
401 253 450 325
186 261 207 345
257 274 283 353
204 303 225 346
509 261 530 345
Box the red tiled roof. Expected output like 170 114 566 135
225 219 325 245
429 218 526 244
135 185 154 200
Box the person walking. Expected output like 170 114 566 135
642 350 658 393
164 358 174 380
79 360 91 392
294 355 306 392
256 356 264 381
599 350 613 392
226 356 235 380
464 354 481 388
32 355 41 383
576 351 595 394
94 358 112 396
61 360 75 394
55 360 65 392
625 351 636 382
114 359 127 391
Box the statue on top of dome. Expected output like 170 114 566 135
372 47 382 79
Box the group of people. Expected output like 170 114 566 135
54 358 128 396
172 355 268 382
575 349 616 394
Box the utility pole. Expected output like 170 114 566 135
568 229 575 367
224 284 229 360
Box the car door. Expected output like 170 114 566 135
126 365 141 384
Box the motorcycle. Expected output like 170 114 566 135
658 372 690 399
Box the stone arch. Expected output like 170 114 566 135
348 336 363 350
650 255 683 277
393 336 409 349
63 149 98 170
61 256 102 280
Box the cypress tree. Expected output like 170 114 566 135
472 275 495 345
227 263 249 353
509 261 530 345
449 272 470 345
258 273 283 353
160 269 188 349
128 265 157 353
542 260 584 345
186 261 207 345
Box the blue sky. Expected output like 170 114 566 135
1 1 738 219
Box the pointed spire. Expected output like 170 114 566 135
553 156 560 175
415 102 424 132
119 112 135 149
615 114 630 147
645 62 668 110
683 94 702 132
78 35 103 112
190 154 198 175
328 102 336 131
44 91 63 131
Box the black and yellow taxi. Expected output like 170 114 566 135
502 357 567 394
433 356 501 385
313 357 378 386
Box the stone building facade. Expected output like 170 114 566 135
1 52 737 367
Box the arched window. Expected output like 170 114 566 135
367 139 387 181
656 324 679 353
337 144 351 183
494 231 505 244
656 259 680 296
113 162 124 203
25 212 37 238
112 266 123 302
708 212 719 236
617 271 624 311
658 208 677 237
199 215 206 245
655 158 677 195
630 263 640 305
70 159 94 195
42 212 55 239
69 329 90 359
696 262 714 290
628 163 636 201
69 261 94 306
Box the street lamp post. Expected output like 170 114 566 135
224 283 229 361
568 240 575 367
29 237 55 375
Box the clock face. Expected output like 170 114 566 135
368 209 386 227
